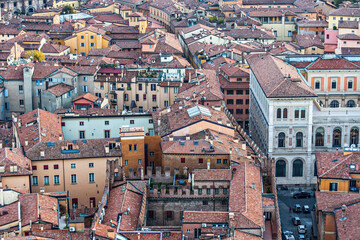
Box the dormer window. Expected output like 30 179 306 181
350 164 356 169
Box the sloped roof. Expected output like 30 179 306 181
14 109 63 152
246 54 316 98
316 152 360 179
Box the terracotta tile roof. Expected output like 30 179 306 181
262 196 275 207
40 44 69 54
0 66 25 80
193 169 231 181
0 193 59 228
183 211 229 223
243 0 295 4
229 163 246 212
0 24 23 35
0 148 32 177
233 230 262 239
341 47 360 55
152 101 232 137
177 69 224 102
229 162 263 228
161 139 228 155
102 181 147 231
32 229 91 240
203 57 235 72
338 20 359 29
119 232 182 240
316 152 360 179
25 138 121 161
208 129 254 162
337 33 360 40
14 109 63 152
222 28 276 40
44 83 73 97
295 34 324 49
32 63 78 80
94 14 125 23
329 7 360 17
296 19 328 27
307 57 360 70
69 65 98 75
316 191 360 212
73 93 99 103
246 54 317 98
220 64 249 78
334 201 360 240
288 61 311 68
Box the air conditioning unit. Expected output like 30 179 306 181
69 227 76 232
202 223 207 228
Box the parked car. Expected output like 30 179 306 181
297 225 307 234
293 191 311 199
303 205 310 213
294 204 302 213
292 216 301 225
282 231 295 240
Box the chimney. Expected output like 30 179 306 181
241 141 246 151
233 138 239 143
59 136 63 141
40 151 45 157
217 118 222 124
140 167 144 180
207 159 210 170
157 119 161 126
105 146 110 154
18 119 21 127
336 148 339 155
205 135 209 141
25 139 28 147
186 135 190 140
0 140 2 149
169 135 174 141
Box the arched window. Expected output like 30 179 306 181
278 132 285 148
276 160 286 177
315 127 324 146
346 100 355 108
277 108 281 119
330 100 339 108
333 127 342 147
292 159 303 177
350 127 359 145
283 108 288 119
296 132 303 147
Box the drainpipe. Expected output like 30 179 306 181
1 189 3 206
18 201 22 236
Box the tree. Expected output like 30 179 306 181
60 5 75 15
25 50 45 62
209 16 217 23
218 18 224 24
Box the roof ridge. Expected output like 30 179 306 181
319 153 353 178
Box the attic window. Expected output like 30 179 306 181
26 120 37 127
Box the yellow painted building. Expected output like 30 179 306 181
328 8 360 29
87 3 120 14
64 26 111 56
316 151 360 193
53 0 80 8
